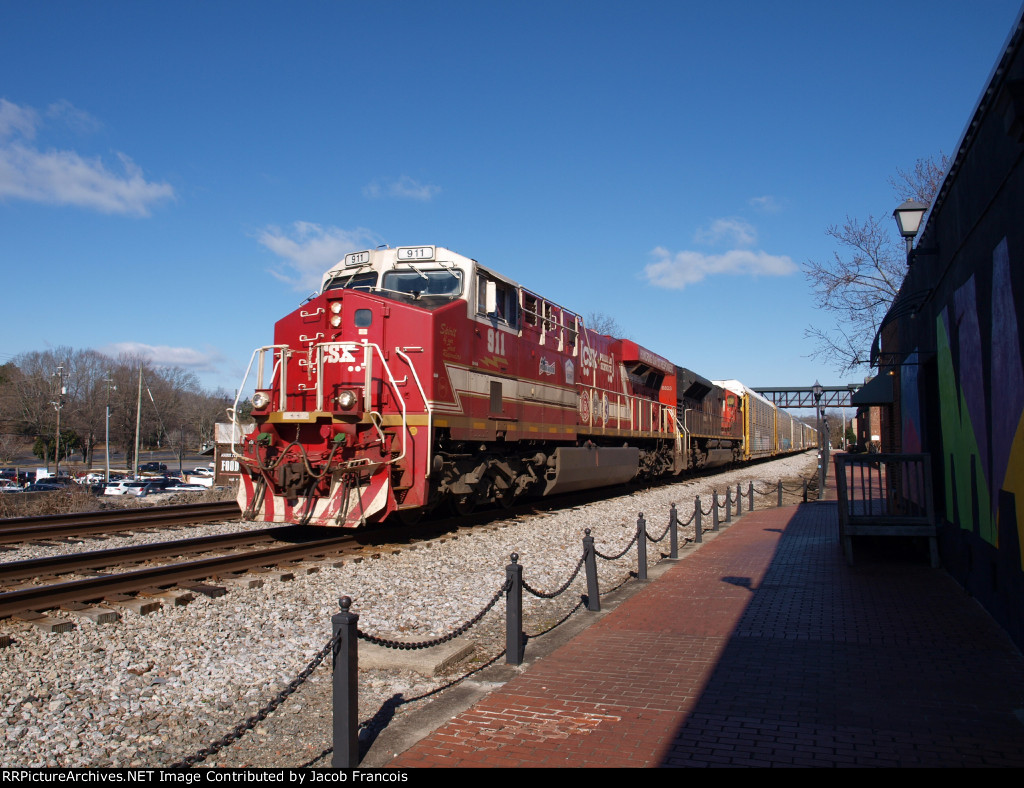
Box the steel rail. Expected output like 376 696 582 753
0 501 239 544
0 526 300 584
0 533 356 619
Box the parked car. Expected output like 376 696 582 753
25 482 74 492
0 480 23 493
138 462 168 473
104 480 158 497
163 483 209 492
190 467 215 477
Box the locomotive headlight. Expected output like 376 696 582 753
330 314 342 327
329 302 342 314
336 389 358 411
252 391 271 410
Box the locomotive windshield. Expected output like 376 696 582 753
323 271 378 293
380 269 463 305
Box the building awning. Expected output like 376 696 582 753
851 374 894 406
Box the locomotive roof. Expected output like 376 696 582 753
320 245 481 291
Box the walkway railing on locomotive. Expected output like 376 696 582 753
578 385 675 434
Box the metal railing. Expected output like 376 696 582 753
834 453 937 567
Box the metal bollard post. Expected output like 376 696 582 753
748 481 754 511
583 529 600 612
637 513 648 581
694 496 702 544
725 488 732 523
506 553 523 665
736 482 743 515
802 478 808 503
332 597 360 768
712 490 720 531
669 504 679 558
777 480 783 508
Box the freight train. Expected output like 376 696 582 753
230 245 817 526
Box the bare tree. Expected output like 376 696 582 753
585 311 625 337
890 153 951 203
804 153 949 373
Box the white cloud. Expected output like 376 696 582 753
749 194 783 213
644 245 798 290
46 99 103 134
363 175 440 201
0 98 173 216
695 217 757 247
257 222 381 291
0 99 38 140
101 342 226 372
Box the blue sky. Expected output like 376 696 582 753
1 1 1020 397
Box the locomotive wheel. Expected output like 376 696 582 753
496 486 516 509
451 495 476 517
396 507 425 526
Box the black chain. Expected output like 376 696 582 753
679 508 696 526
170 631 341 768
595 532 638 561
646 517 671 543
645 524 667 544
700 499 714 516
752 483 777 495
524 599 584 637
522 554 586 599
356 578 510 650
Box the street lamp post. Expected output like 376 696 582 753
813 380 824 499
893 199 928 261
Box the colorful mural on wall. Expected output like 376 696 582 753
934 238 1024 567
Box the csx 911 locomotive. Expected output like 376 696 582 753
231 245 816 526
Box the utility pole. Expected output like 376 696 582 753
105 374 115 483
52 366 65 477
133 368 142 479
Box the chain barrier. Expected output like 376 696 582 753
171 631 341 768
646 514 672 543
180 459 824 768
522 554 586 598
356 579 510 650
644 522 669 544
525 598 585 638
594 532 638 561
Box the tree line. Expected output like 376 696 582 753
0 347 233 470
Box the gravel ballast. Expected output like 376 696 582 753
0 452 817 767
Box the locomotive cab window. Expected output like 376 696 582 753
476 274 518 327
323 271 378 293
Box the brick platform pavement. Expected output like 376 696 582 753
386 496 1024 767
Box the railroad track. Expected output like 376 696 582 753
0 526 359 619
0 501 239 545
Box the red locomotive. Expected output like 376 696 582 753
231 245 815 526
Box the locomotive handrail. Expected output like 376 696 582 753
307 335 411 466
229 344 291 455
395 347 433 479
